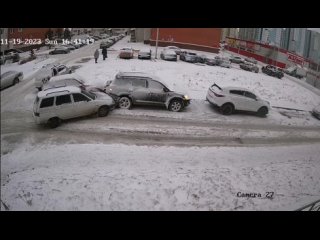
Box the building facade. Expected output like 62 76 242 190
149 28 222 53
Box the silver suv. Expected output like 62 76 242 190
104 72 190 112
33 86 115 128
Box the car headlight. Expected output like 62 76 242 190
184 95 190 100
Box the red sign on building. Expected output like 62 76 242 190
287 53 304 65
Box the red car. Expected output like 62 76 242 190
119 48 134 59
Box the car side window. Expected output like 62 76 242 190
56 94 72 106
132 79 146 88
148 80 164 90
230 90 244 96
73 93 89 102
244 91 257 100
114 78 129 86
40 97 54 108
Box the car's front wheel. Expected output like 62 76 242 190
169 99 183 112
98 106 109 117
220 103 234 115
118 96 132 109
48 117 60 128
257 107 268 117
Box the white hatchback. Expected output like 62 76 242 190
33 86 115 128
206 83 270 116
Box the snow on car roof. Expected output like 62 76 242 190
38 86 81 98
50 73 84 82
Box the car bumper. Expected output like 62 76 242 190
183 99 191 107
206 91 223 107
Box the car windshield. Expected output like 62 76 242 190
81 90 96 100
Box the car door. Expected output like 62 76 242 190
243 91 259 111
54 94 76 119
147 80 167 106
229 90 247 111
71 93 94 117
130 78 150 104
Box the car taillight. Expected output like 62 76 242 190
213 92 225 97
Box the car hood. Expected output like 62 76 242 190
94 91 115 102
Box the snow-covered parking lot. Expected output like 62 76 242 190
1 36 320 211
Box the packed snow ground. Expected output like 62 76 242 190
1 141 319 211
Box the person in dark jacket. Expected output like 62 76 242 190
94 49 99 63
102 47 107 60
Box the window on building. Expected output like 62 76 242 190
18 28 22 32
0 29 3 34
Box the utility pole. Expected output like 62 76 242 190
155 28 159 59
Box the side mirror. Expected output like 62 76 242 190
163 87 169 92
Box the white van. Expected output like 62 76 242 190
33 86 115 128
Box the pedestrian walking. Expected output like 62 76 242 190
102 47 107 60
94 49 99 63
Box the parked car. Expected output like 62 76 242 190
219 58 232 68
119 48 134 59
205 56 221 66
0 52 20 64
160 49 177 61
180 51 198 63
33 86 115 128
138 50 152 60
312 105 320 120
1 71 23 90
104 72 190 112
101 40 113 49
42 73 104 93
240 62 259 73
49 47 70 55
62 44 76 51
52 64 73 76
206 83 270 117
165 46 182 55
261 65 284 79
245 57 258 64
35 64 72 91
284 66 306 79
196 54 207 63
230 56 244 64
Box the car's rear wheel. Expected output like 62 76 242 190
169 99 183 112
13 77 19 85
257 107 268 117
220 103 234 115
118 96 132 109
48 117 60 128
98 106 109 117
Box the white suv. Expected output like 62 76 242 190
33 86 115 128
206 83 270 117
